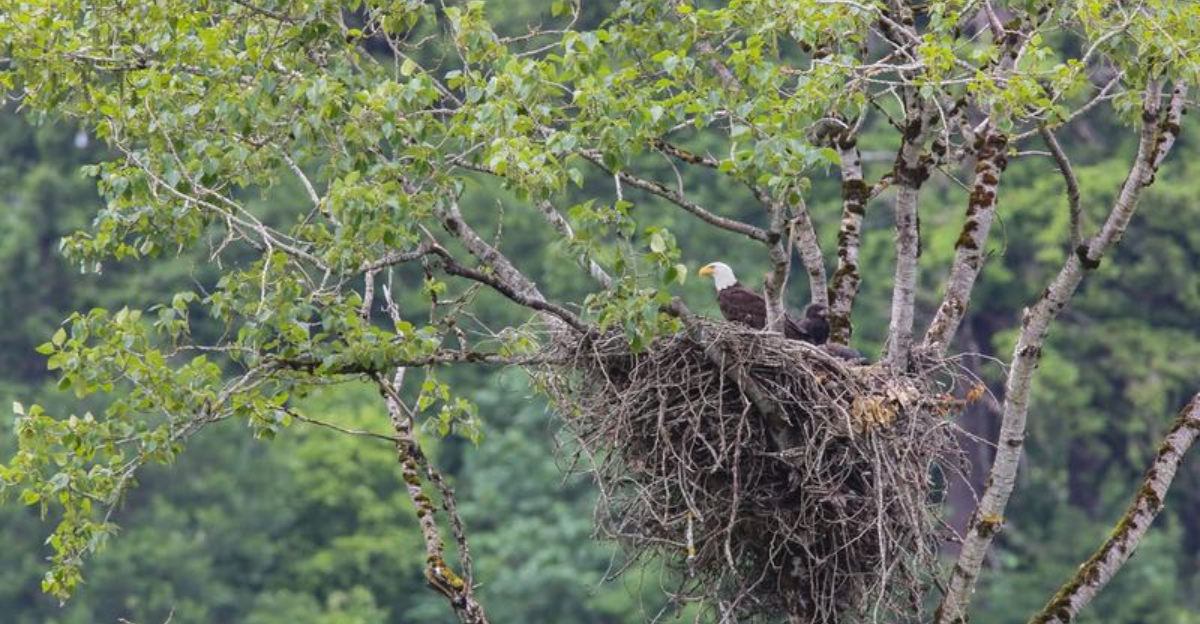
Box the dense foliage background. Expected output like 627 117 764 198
1 1 1199 623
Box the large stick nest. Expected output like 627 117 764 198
536 320 964 623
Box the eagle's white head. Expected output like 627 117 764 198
697 262 738 291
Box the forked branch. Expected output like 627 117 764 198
934 81 1188 624
433 199 589 333
377 372 490 624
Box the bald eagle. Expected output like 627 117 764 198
697 262 829 344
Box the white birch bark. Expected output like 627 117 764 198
884 100 932 370
878 0 932 370
919 6 1030 358
763 201 792 334
828 133 868 344
922 129 1008 356
791 199 828 307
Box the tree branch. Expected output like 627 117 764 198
534 199 613 289
435 199 542 299
828 131 869 344
934 81 1187 624
376 373 490 624
431 247 590 334
914 1 1038 361
790 198 828 306
878 0 937 371
1028 393 1200 624
922 129 1009 357
1038 124 1083 250
762 201 793 334
269 350 564 375
433 199 588 333
883 94 933 370
286 408 399 443
358 243 435 274
581 153 769 243
650 138 722 170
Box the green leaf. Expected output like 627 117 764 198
649 232 666 253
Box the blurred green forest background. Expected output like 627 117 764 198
3 3 1200 624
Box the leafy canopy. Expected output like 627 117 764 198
2 0 1200 605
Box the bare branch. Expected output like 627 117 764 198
922 129 1009 356
376 373 491 624
287 408 399 443
425 448 477 589
650 138 722 170
934 81 1188 624
534 199 613 289
828 132 869 344
762 201 793 334
1028 393 1200 624
268 349 563 377
431 246 590 334
358 243 435 274
883 97 934 370
582 154 769 243
382 271 478 588
281 151 336 225
790 198 828 307
433 199 588 333
436 199 544 299
1038 125 1083 250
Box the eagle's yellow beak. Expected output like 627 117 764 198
697 264 715 277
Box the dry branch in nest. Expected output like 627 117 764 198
536 320 964 623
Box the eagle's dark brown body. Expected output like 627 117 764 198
716 282 828 344
697 261 862 360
